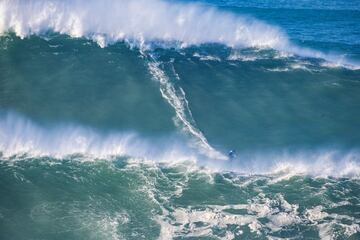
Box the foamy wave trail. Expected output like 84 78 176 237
0 0 358 68
1 112 360 179
143 50 226 160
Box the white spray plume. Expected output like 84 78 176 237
0 0 287 48
0 112 199 162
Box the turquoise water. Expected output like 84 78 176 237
0 0 360 239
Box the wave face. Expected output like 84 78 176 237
1 0 360 239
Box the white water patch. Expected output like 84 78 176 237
306 206 360 240
0 0 358 68
152 174 359 239
155 193 303 239
116 160 360 239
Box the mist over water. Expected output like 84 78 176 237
1 0 360 239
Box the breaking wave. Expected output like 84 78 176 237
0 112 198 162
1 112 359 179
0 0 358 68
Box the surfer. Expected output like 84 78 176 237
228 150 236 160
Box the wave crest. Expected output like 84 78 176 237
1 0 358 68
0 0 288 49
0 112 198 162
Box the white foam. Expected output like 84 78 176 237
155 191 360 239
154 193 304 238
0 0 358 68
305 206 329 222
306 205 360 239
131 160 360 239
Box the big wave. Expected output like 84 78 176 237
0 0 358 68
0 0 287 48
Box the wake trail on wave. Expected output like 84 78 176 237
0 0 358 69
139 48 226 160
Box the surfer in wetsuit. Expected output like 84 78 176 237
228 150 236 160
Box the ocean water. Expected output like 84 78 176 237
0 0 360 239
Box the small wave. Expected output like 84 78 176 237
0 0 358 69
193 52 221 61
265 62 318 72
